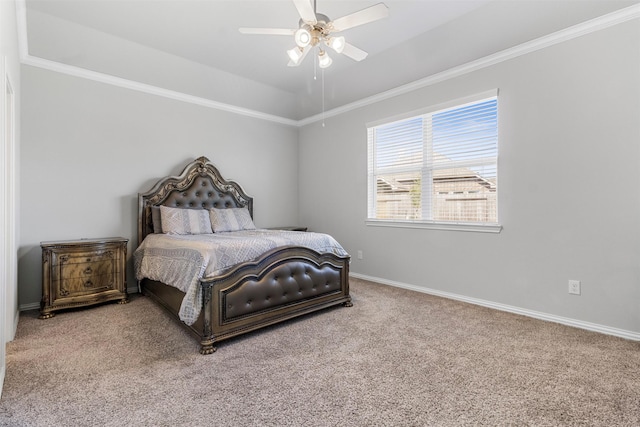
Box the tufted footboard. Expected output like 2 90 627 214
198 246 351 354
141 246 351 354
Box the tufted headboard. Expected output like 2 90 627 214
137 156 253 246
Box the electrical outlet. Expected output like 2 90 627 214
357 250 363 260
568 280 581 295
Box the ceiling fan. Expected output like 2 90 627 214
239 0 389 69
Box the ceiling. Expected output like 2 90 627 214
23 0 639 121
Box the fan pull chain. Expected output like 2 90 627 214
322 67 326 127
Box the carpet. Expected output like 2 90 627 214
1 278 639 426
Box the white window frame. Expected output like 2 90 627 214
366 90 502 233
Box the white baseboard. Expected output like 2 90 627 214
350 272 640 342
10 310 19 341
19 274 638 341
19 302 39 312
19 287 140 312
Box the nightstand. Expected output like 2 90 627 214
40 237 129 319
266 226 308 232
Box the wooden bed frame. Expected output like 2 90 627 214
137 156 351 354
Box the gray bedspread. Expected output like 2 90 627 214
134 229 348 325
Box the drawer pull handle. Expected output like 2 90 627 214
84 280 93 288
86 258 91 262
83 267 93 275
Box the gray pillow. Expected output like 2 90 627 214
209 207 256 233
160 206 213 235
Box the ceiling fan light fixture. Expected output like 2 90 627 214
318 50 332 69
294 27 312 48
326 36 345 54
240 0 389 68
287 47 305 64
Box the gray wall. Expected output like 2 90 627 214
19 65 299 307
298 20 640 334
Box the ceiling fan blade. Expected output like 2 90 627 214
330 3 389 32
239 28 295 36
292 0 317 24
341 43 368 61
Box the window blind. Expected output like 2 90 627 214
368 95 498 225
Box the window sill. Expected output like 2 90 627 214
365 219 502 233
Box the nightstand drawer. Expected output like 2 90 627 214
58 258 115 280
53 250 114 266
54 273 115 296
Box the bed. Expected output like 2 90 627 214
134 156 352 354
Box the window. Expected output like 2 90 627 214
367 91 499 232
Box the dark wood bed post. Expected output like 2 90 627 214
200 282 215 354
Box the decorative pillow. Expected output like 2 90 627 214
209 207 256 233
160 206 213 235
151 206 163 234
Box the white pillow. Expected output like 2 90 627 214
160 206 213 235
209 207 256 233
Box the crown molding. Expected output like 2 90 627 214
16 1 640 128
15 0 298 126
298 3 640 126
20 55 299 126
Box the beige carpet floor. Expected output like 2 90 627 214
1 278 639 426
